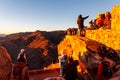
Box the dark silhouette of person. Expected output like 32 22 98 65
12 50 29 80
77 14 89 35
96 57 113 80
63 60 79 80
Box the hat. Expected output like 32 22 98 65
17 49 26 61
78 14 82 18
20 49 25 54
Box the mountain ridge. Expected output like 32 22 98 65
0 34 6 37
0 30 66 70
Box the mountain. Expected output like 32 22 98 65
0 30 66 70
0 34 6 37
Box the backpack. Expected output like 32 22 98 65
101 61 113 78
13 62 26 78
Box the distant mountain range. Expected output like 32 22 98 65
0 34 6 37
0 30 66 70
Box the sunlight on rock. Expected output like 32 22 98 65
44 63 60 70
58 35 88 73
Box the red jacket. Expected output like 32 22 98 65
96 61 113 80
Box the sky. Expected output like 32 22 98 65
0 0 119 34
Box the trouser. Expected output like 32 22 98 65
60 65 65 77
77 28 83 35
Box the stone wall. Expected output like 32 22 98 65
58 36 87 59
86 5 120 50
57 4 120 77
111 5 120 30
86 29 120 50
57 35 88 73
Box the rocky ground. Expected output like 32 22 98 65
29 68 60 80
29 68 120 80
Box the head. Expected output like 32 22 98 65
69 57 73 63
20 49 25 54
61 50 66 56
0 46 13 80
78 14 82 18
63 54 68 60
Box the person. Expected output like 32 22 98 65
96 57 113 80
12 50 29 80
103 12 111 29
77 14 89 35
59 50 68 77
96 14 105 28
0 46 13 80
87 20 94 29
93 19 98 29
63 60 79 80
17 49 27 63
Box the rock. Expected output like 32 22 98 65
0 30 65 70
0 46 13 80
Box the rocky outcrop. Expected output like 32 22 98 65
57 5 120 79
86 5 120 50
0 30 65 70
0 46 13 80
111 5 120 30
57 35 120 79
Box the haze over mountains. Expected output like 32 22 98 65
0 34 6 37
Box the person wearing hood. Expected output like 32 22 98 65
12 48 29 80
17 49 27 63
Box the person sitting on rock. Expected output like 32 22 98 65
12 52 29 80
63 60 79 80
17 49 27 63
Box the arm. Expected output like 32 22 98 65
78 60 87 73
83 16 89 20
96 63 103 80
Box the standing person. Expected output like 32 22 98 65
87 20 94 29
12 50 29 80
77 14 89 35
59 50 68 77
